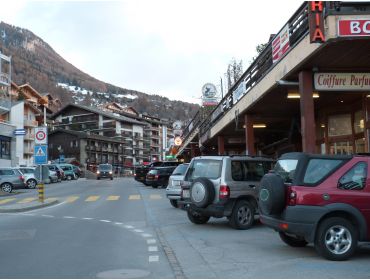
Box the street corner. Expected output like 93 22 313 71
0 198 59 213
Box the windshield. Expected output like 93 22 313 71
187 159 222 180
274 159 298 183
98 164 112 171
172 164 188 175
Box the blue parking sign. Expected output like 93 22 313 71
34 145 48 165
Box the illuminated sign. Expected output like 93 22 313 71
309 1 325 43
338 19 370 37
174 136 182 146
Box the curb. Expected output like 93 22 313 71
0 199 59 213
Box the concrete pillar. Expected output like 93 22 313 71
190 143 196 158
244 115 255 156
217 136 225 155
299 70 316 153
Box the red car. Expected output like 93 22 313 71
259 152 370 261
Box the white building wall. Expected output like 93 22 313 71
132 125 144 165
10 102 25 166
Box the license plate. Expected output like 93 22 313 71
182 189 190 198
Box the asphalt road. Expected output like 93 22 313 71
1 177 370 278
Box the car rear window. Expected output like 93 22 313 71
21 168 34 174
274 159 298 183
172 164 188 176
187 159 222 180
303 159 344 185
148 169 159 175
231 161 270 181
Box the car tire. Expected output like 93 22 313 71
144 182 150 186
170 199 178 208
259 172 286 215
190 178 215 208
187 209 210 224
67 175 73 181
97 177 100 180
152 185 158 189
279 232 308 247
229 200 255 230
27 179 37 189
315 217 357 261
1 183 12 193
110 177 113 180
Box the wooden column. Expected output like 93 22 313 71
299 71 316 153
244 114 255 156
190 143 196 158
217 136 225 155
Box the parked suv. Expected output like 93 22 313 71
0 168 26 193
145 166 177 188
19 167 38 189
166 163 189 208
180 156 274 229
135 161 180 185
259 152 370 261
58 164 77 180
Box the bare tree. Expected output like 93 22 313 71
225 58 243 90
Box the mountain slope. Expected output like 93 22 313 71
0 21 199 121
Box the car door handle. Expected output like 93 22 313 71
249 184 256 188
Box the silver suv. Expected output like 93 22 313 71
0 168 26 193
180 156 273 229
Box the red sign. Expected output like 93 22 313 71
308 1 325 43
272 24 290 63
338 19 370 36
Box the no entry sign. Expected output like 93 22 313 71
35 127 48 145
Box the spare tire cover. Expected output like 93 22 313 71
190 177 215 208
259 173 286 215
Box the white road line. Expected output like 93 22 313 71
41 215 54 218
114 222 123 225
134 229 144 233
82 217 94 220
63 216 75 219
19 213 34 216
146 239 156 244
142 233 152 238
100 220 111 223
149 255 159 262
148 246 158 252
124 225 134 229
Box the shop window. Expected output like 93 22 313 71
354 111 365 134
328 114 351 136
0 138 11 159
338 162 367 190
330 141 353 155
355 138 366 153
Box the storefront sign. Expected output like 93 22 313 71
314 73 370 91
338 19 370 36
308 1 325 43
272 24 290 63
211 105 223 122
202 83 218 106
232 81 246 103
221 94 233 112
174 136 182 146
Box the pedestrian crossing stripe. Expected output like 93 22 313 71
0 198 16 204
107 196 120 201
149 194 162 200
66 196 79 203
85 196 100 202
129 195 141 200
17 197 37 204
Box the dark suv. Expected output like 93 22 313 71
180 156 274 229
259 152 370 261
135 161 180 185
145 166 177 188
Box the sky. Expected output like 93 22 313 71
1 0 303 104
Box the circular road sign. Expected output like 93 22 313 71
36 130 46 141
174 136 182 146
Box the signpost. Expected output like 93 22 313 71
34 126 48 203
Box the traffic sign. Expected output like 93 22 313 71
35 127 48 145
14 129 26 136
34 145 48 165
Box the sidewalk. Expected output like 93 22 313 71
0 198 59 213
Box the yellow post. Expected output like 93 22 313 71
38 183 44 203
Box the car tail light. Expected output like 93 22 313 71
155 175 159 180
219 185 230 199
20 175 24 182
134 173 136 176
287 187 297 206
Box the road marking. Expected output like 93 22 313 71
44 198 57 203
134 229 144 233
115 222 123 225
107 196 120 201
85 196 100 202
142 233 152 238
17 197 37 204
147 239 156 244
66 196 79 203
124 225 134 229
148 246 158 252
149 255 159 262
82 217 94 220
100 220 111 223
129 195 141 200
149 194 162 200
19 213 34 216
0 198 16 204
41 215 54 218
63 216 75 219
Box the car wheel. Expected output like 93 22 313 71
110 177 113 180
187 209 210 224
144 182 150 186
27 179 37 189
190 178 215 208
152 185 158 189
1 183 12 193
170 199 178 208
279 232 308 247
229 200 255 230
315 217 357 261
67 175 72 180
97 177 100 180
259 172 286 215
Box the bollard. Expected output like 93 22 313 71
38 183 44 203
